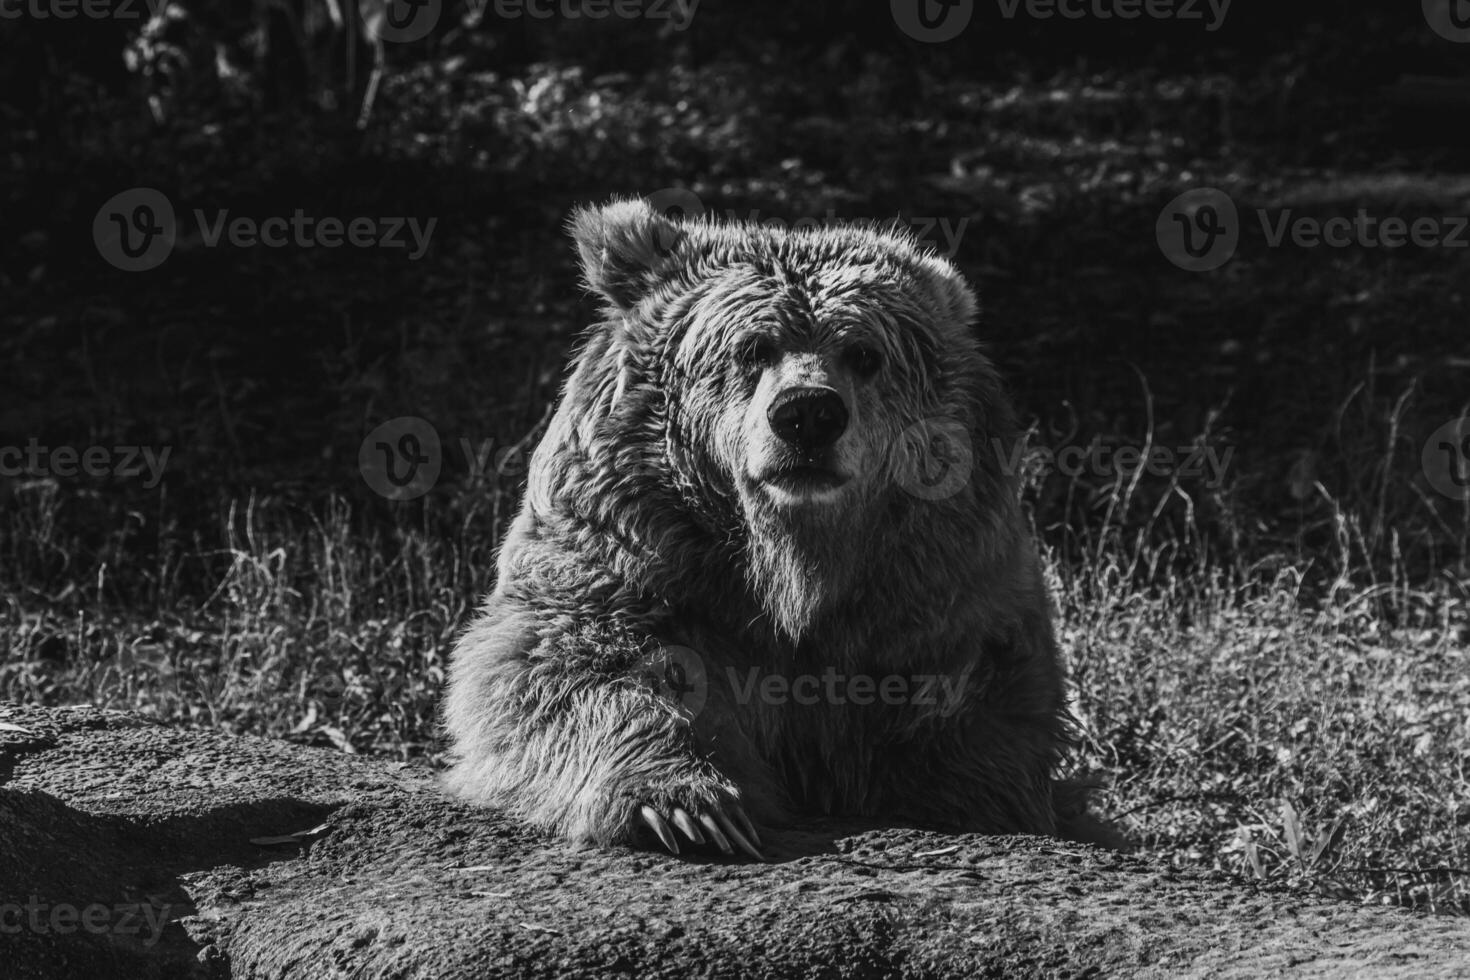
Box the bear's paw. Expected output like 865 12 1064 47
624 775 764 861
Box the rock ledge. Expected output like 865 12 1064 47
2 703 1465 979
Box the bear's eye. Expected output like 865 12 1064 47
846 344 883 379
736 337 777 370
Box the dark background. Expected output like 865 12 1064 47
2 0 1468 909
6 2 1467 572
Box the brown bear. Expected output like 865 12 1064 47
443 199 1073 860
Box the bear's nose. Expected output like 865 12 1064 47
768 387 849 453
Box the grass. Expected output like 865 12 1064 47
1037 383 1470 915
4 20 1469 917
1055 512 1470 915
3 395 1467 915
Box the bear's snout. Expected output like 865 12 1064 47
767 387 849 454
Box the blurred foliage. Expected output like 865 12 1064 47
5 1 1469 591
4 3 1462 216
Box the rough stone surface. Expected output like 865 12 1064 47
2 702 1466 979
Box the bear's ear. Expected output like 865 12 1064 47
568 199 685 312
915 252 979 329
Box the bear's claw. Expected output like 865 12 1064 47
640 801 765 861
719 803 765 861
670 807 705 845
731 805 762 848
639 805 681 854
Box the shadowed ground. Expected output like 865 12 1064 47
3 702 1466 979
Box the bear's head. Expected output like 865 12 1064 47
535 199 1019 641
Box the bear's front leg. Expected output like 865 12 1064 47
894 712 1062 835
443 606 764 860
865 636 1069 836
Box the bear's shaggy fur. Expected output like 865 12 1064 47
444 199 1073 855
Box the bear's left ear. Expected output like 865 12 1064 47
568 199 685 312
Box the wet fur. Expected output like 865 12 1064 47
443 199 1074 846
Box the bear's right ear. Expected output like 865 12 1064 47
568 199 685 312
